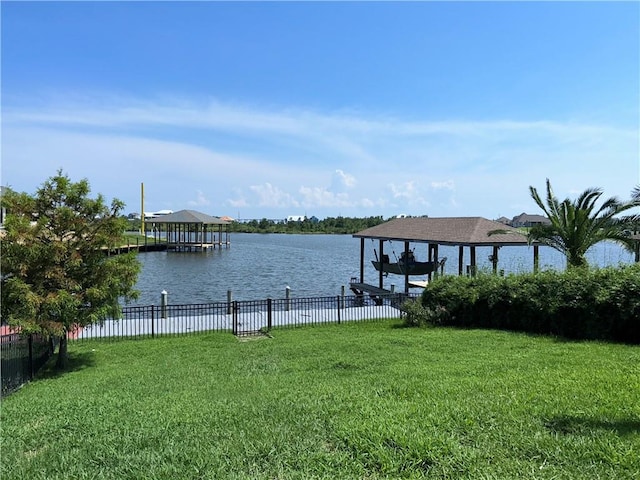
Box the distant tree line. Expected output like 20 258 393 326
123 215 387 234
228 216 386 234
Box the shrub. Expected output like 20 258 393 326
415 264 640 343
400 298 442 327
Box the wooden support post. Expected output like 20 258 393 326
492 246 499 274
470 246 476 276
404 241 410 293
458 246 464 276
378 239 384 289
359 238 365 283
534 245 540 273
433 244 439 279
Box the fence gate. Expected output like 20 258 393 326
232 300 272 337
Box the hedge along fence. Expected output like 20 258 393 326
407 263 640 344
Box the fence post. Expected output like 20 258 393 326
337 295 341 324
28 334 34 380
227 290 233 315
232 301 238 335
160 290 168 319
267 298 272 331
285 286 291 312
341 285 345 310
151 306 155 338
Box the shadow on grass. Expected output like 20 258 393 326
37 350 97 380
545 415 640 437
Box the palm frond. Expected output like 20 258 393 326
527 179 639 267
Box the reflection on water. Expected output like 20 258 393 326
130 234 634 306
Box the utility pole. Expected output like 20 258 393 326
141 182 145 235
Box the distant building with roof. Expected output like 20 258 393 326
510 213 551 228
144 210 174 219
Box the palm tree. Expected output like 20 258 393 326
527 179 640 268
626 185 640 260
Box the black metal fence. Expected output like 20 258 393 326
1 333 57 397
0 292 419 396
69 292 419 340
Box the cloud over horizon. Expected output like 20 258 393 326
2 94 638 219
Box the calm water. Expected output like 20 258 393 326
131 233 634 306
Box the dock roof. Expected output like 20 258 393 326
353 217 531 247
149 210 230 225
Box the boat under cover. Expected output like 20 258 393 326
372 260 438 276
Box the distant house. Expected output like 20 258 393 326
495 216 511 225
144 210 174 219
510 213 551 228
286 215 306 223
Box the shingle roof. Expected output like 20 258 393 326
511 213 550 225
149 210 230 225
353 217 531 246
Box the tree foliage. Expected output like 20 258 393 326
1 171 140 368
528 179 640 268
226 216 386 234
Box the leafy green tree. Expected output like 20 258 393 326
1 171 140 368
528 179 640 268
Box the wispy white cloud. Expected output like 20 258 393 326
2 94 638 218
388 181 430 209
188 190 211 207
299 186 351 208
430 180 455 191
331 169 356 190
249 183 300 209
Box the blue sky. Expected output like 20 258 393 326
2 1 639 220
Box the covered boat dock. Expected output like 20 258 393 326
352 217 539 293
147 210 231 251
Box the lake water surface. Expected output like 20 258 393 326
131 233 634 306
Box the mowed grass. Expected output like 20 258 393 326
1 321 639 479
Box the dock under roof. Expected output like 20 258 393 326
147 209 231 251
353 217 530 246
352 217 540 292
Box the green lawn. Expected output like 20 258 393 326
122 232 161 244
1 321 639 479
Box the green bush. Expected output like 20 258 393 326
400 298 440 327
414 264 640 343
